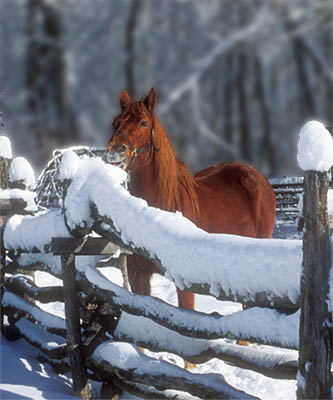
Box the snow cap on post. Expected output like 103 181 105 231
0 135 12 159
9 157 35 189
297 121 333 171
58 150 81 181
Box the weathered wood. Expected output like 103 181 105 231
329 215 333 230
87 342 259 400
0 157 9 190
77 267 299 349
105 375 192 400
91 217 300 312
298 171 332 399
52 237 129 256
8 179 28 190
35 353 71 375
114 316 298 379
61 253 90 399
5 259 62 279
14 318 68 360
118 253 130 291
2 291 66 337
0 198 29 216
4 275 63 303
0 156 9 332
0 222 5 333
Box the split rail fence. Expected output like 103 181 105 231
0 145 332 400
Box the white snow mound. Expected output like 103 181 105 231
0 135 12 159
9 157 35 188
58 150 81 181
297 121 333 172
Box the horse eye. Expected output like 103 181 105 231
139 120 148 128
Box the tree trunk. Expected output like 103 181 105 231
26 0 78 167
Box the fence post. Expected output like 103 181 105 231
61 253 91 400
0 155 9 333
298 170 332 399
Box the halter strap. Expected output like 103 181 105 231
115 127 159 170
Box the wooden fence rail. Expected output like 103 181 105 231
1 143 332 399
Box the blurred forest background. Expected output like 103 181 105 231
0 0 332 178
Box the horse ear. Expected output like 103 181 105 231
143 88 156 112
120 90 131 110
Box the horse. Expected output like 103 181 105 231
106 88 276 311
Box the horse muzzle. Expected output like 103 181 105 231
105 145 129 170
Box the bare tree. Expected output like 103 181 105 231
26 0 78 167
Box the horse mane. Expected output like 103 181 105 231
151 115 199 216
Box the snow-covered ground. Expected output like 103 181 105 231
1 268 297 400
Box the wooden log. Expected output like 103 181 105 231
4 275 63 303
5 258 62 279
105 375 194 400
61 253 90 399
0 198 29 216
0 222 5 333
0 157 8 190
113 313 298 380
298 171 332 399
36 353 71 375
87 341 259 400
0 156 9 332
14 318 68 360
76 267 299 349
52 236 129 256
91 219 300 313
118 253 130 291
2 291 66 337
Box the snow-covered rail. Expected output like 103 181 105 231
1 122 332 400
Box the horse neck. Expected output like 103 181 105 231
129 117 198 215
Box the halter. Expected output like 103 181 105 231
115 127 159 170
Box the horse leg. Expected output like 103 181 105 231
126 255 154 296
176 288 195 310
176 288 196 369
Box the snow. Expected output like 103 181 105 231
16 254 63 277
0 135 12 159
81 263 299 349
114 310 299 368
0 147 310 399
63 156 301 305
269 177 303 185
0 334 76 400
92 341 258 399
9 157 35 188
296 370 306 391
4 209 72 252
0 188 37 212
328 189 333 216
58 150 81 181
1 267 298 399
297 121 333 172
2 292 66 332
15 318 66 352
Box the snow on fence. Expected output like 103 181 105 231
1 121 332 400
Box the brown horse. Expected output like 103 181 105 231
107 88 276 310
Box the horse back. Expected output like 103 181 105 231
193 162 276 238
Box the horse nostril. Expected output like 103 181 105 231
119 144 127 154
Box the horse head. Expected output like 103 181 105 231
106 88 157 171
